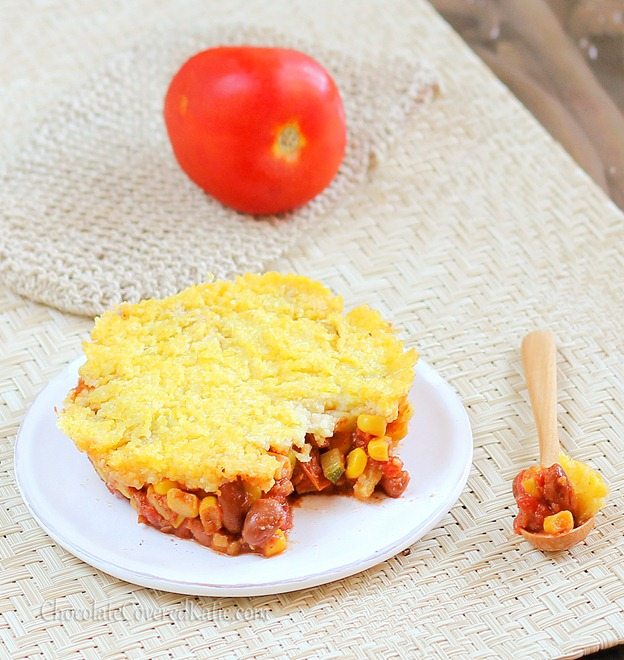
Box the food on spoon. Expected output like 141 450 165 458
58 273 416 557
512 453 607 536
542 510 574 535
558 452 609 523
164 46 347 215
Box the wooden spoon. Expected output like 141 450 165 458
518 330 595 551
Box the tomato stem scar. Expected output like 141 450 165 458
272 121 307 162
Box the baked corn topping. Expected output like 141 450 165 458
558 452 608 523
58 273 417 493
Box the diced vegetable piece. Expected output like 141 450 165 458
263 530 287 557
345 448 368 479
153 479 179 495
166 488 199 518
320 448 345 483
200 494 218 509
357 414 387 437
292 448 331 493
367 437 390 462
543 510 574 535
353 462 383 499
199 495 222 533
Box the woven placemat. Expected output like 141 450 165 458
2 1 624 659
0 23 437 317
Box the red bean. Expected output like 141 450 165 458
542 464 576 512
381 470 410 498
171 521 193 540
267 477 294 499
218 479 250 533
132 490 166 529
352 428 371 450
242 498 288 548
186 518 213 547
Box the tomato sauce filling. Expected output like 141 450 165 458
125 479 292 557
512 463 577 534
105 404 411 557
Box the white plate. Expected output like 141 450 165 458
15 358 472 596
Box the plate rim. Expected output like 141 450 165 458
14 357 473 596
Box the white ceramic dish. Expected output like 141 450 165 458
15 358 472 596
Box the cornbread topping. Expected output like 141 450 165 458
58 273 417 556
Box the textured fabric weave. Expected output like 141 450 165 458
0 24 437 316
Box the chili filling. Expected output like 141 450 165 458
107 406 412 557
512 463 576 534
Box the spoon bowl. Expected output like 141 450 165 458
520 516 594 552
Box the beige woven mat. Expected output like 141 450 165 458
2 1 624 659
0 23 437 316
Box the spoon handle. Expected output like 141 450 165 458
521 330 560 466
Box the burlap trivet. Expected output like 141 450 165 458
0 24 438 316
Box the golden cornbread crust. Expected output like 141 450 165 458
58 273 417 493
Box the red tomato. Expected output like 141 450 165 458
164 46 347 215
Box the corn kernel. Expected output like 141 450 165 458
166 488 199 518
521 477 539 498
367 437 390 462
171 514 186 529
543 510 574 535
345 448 368 479
227 540 242 556
263 530 287 557
199 495 222 533
199 495 218 510
146 487 173 521
212 533 229 551
153 479 179 495
357 414 387 437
